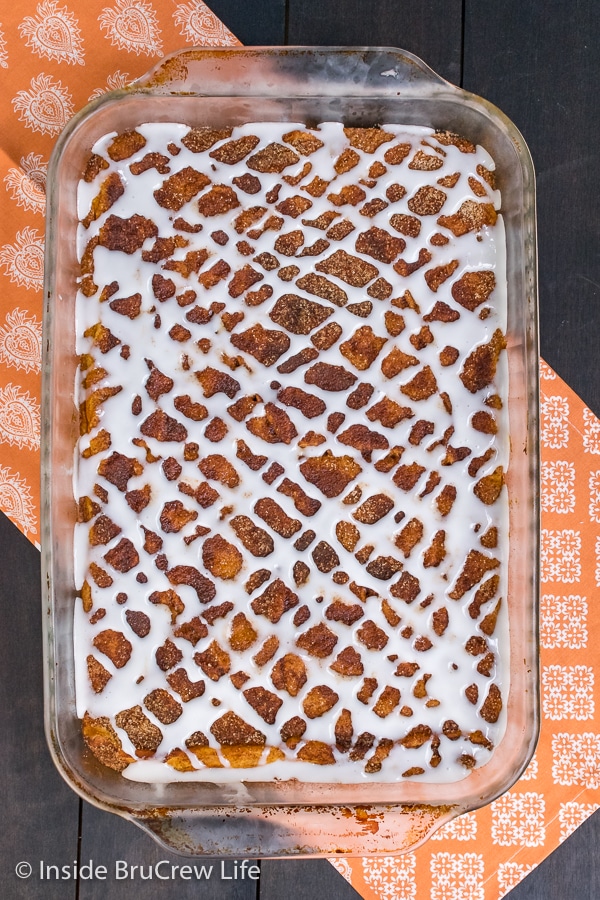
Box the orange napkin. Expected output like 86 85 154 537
0 5 597 897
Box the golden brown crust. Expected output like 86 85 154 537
82 713 135 771
78 123 507 780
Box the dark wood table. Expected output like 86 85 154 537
2 1 599 897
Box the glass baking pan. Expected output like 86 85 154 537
41 46 539 857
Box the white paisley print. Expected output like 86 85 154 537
4 153 47 215
541 460 576 514
491 793 546 848
541 394 570 449
327 858 353 884
362 855 417 900
0 227 45 291
541 529 581 583
588 470 600 523
0 383 40 450
583 407 600 454
173 1 238 46
99 0 163 56
497 862 537 897
558 801 600 843
430 853 485 900
87 69 131 100
431 812 478 841
540 593 588 649
552 733 600 789
0 308 42 374
12 73 74 136
18 1 85 65
0 465 37 535
0 24 8 67
542 665 594 721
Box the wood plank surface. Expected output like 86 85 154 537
287 0 463 84
2 0 599 897
259 859 363 900
78 804 258 900
207 0 287 46
463 0 600 417
459 5 600 892
0 511 79 899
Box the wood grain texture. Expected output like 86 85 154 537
287 0 463 84
0 511 79 899
507 808 600 900
260 859 363 900
463 0 600 417
78 804 258 900
207 0 287 45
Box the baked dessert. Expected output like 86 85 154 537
74 121 508 783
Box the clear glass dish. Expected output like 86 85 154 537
42 46 539 858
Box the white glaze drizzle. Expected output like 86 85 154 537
74 122 509 783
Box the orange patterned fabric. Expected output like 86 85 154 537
0 5 597 896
